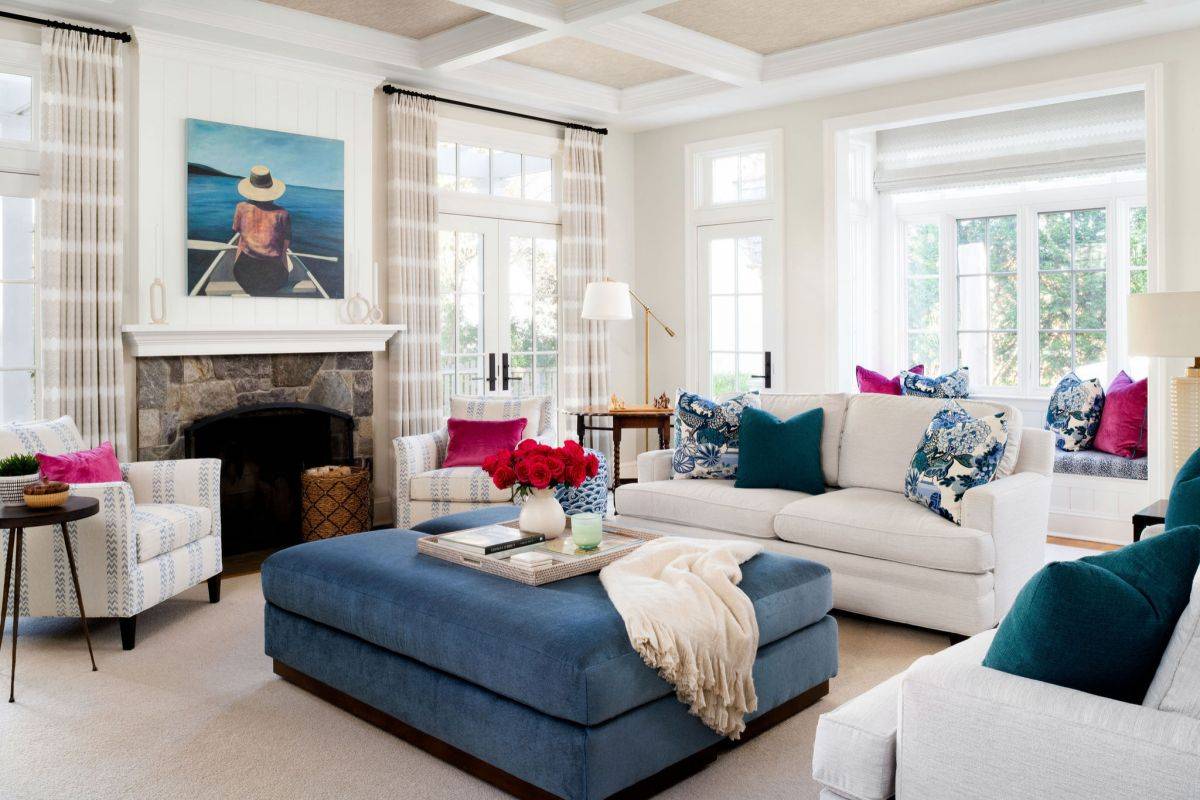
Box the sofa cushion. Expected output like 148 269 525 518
261 530 833 726
774 488 995 573
409 466 512 503
1166 447 1200 531
616 479 804 539
133 503 212 562
0 415 85 460
1145 566 1200 718
759 393 847 486
837 394 1022 492
1054 449 1148 480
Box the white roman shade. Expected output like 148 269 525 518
874 91 1145 193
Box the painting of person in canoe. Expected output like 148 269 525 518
186 119 344 298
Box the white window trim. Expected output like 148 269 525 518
436 118 562 225
0 40 39 176
885 180 1147 400
684 129 785 393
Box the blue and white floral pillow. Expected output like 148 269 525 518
900 367 970 399
1045 372 1105 451
671 389 760 480
904 401 1009 525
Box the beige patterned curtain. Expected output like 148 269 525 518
561 129 610 450
39 28 127 450
386 93 442 437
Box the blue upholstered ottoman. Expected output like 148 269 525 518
262 530 838 800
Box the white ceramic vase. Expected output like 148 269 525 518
519 488 566 539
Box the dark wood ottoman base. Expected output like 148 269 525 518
275 659 827 800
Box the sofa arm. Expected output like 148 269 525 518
121 459 222 511
961 471 1051 621
393 429 448 525
898 658 1200 799
637 449 674 483
67 480 139 616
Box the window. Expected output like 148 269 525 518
903 221 940 373
957 215 1018 387
701 226 766 396
0 71 32 143
437 141 553 202
893 185 1145 395
710 150 766 205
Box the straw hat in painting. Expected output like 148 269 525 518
237 165 286 202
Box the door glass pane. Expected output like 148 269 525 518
711 353 736 397
493 150 522 198
0 370 34 423
1 196 34 280
0 73 33 142
457 145 489 194
710 296 735 350
739 352 764 392
524 156 552 202
456 232 482 293
737 295 762 352
705 231 768 396
709 239 735 293
0 284 34 368
737 236 762 292
509 294 533 352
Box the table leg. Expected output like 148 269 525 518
59 523 97 672
612 421 622 488
658 418 670 450
9 528 21 703
0 530 13 666
576 414 586 449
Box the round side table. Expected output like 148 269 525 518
0 495 100 703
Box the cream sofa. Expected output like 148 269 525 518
615 393 1054 636
812 560 1200 800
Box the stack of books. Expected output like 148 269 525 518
438 525 546 555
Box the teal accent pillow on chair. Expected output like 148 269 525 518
735 406 825 495
983 526 1200 703
1166 447 1200 530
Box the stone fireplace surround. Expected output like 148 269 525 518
135 352 374 465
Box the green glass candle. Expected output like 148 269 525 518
570 512 603 550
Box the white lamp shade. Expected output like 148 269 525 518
582 281 633 320
1129 291 1200 357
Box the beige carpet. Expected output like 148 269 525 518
0 574 946 800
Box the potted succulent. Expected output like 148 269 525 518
0 454 41 507
482 440 600 538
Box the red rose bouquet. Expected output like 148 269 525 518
482 439 600 502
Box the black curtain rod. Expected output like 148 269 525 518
0 9 131 42
382 85 606 136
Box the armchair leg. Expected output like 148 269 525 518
119 616 137 651
207 573 222 604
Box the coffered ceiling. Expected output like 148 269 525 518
10 0 1200 130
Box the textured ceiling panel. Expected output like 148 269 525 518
262 0 485 40
503 38 686 88
648 0 998 54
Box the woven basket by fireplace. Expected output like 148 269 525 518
300 465 372 542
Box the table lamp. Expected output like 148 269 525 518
1129 291 1200 471
582 278 676 404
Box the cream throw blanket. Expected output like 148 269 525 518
600 537 764 739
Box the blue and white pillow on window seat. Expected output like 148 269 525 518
1045 372 1105 451
900 367 970 399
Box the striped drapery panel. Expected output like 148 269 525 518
386 93 443 438
560 129 610 457
39 28 127 452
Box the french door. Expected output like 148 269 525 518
0 172 38 423
697 221 782 397
438 213 560 431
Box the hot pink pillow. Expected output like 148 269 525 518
856 364 924 395
443 417 528 468
1094 371 1148 458
36 441 123 483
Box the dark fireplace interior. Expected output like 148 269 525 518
185 403 354 557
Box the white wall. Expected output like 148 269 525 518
633 26 1200 405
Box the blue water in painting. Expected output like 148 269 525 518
186 173 344 298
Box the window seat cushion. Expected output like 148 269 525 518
1053 449 1147 480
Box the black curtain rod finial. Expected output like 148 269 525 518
382 84 607 136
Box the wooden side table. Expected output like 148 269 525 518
1132 498 1167 542
565 406 673 488
0 495 99 702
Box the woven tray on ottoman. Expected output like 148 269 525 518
300 465 371 541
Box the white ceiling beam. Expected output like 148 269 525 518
583 16 762 86
560 0 680 25
420 15 553 70
443 0 564 28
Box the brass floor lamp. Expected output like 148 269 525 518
582 278 676 404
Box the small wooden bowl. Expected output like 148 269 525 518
24 491 69 508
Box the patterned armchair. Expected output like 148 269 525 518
0 417 222 650
393 395 608 529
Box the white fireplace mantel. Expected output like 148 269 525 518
121 324 406 358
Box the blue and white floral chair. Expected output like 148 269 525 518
0 416 222 650
393 395 608 528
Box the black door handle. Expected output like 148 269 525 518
750 351 772 389
487 353 497 391
501 353 523 391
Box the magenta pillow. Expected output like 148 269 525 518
857 364 924 395
443 417 528 468
36 441 122 483
1094 371 1148 459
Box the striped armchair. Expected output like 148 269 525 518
393 395 608 528
0 417 222 650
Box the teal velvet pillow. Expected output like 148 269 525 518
983 526 1200 703
734 406 825 495
1166 447 1200 530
